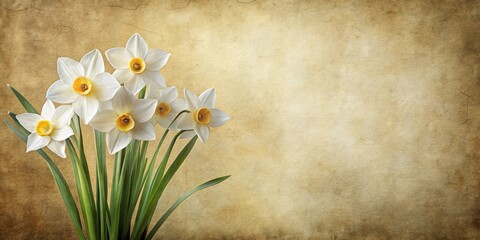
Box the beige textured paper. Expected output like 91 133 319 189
1 0 480 239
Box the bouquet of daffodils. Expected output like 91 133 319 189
5 33 230 240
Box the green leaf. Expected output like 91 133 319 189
95 130 109 240
72 115 92 183
138 86 147 99
158 136 198 193
7 85 39 114
131 135 197 240
109 151 124 240
118 140 140 239
134 111 189 236
5 120 85 240
66 140 98 240
145 176 231 240
125 141 149 234
133 129 169 234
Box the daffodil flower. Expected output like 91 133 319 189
177 88 230 143
15 100 74 158
147 86 187 130
105 33 170 94
89 87 157 154
46 49 121 124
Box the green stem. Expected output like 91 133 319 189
132 111 189 238
131 133 195 239
95 130 109 240
66 140 97 240
133 129 168 231
72 115 91 181
109 150 124 240
119 140 139 239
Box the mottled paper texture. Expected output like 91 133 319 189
1 0 480 239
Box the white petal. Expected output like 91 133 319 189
107 128 132 154
194 124 210 143
142 70 166 88
161 114 183 130
26 133 50 152
123 75 146 95
112 87 135 114
170 98 187 112
92 72 121 101
157 115 175 129
130 98 157 123
199 88 215 108
47 140 66 158
125 48 134 59
51 126 74 141
150 114 160 124
73 96 99 124
209 108 230 127
89 110 117 132
146 85 162 100
126 33 148 59
159 86 178 103
57 57 84 84
80 49 105 79
176 113 195 130
52 105 74 127
99 100 113 111
184 88 200 110
145 49 170 71
16 113 42 132
131 122 155 141
179 130 196 139
46 80 78 104
41 100 55 120
113 69 135 84
105 47 129 69
47 141 67 158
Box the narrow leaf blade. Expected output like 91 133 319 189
7 85 39 114
146 176 230 240
5 120 85 239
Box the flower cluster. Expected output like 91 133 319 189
18 33 230 155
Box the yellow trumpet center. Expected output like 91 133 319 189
35 120 53 136
194 108 211 125
116 113 135 132
73 77 92 95
129 58 146 74
156 102 171 117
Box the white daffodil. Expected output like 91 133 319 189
16 100 74 158
46 49 121 124
176 88 230 143
147 86 187 130
89 87 157 154
105 33 170 94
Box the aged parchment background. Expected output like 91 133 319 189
1 0 480 239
